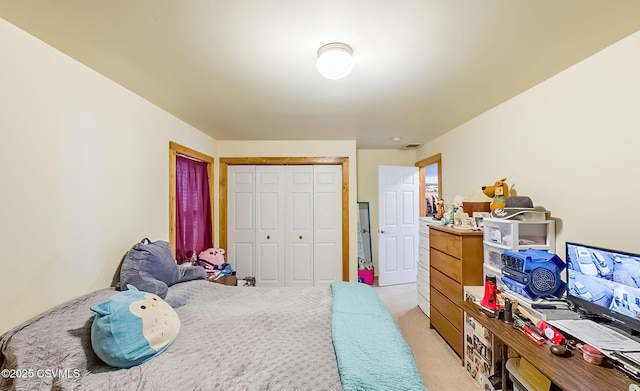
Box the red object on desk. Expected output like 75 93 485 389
537 320 566 345
481 275 498 309
521 325 544 345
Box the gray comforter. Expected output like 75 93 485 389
0 280 341 390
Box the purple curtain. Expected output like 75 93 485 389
175 155 212 264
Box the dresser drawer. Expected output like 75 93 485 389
418 260 430 276
430 307 463 357
430 228 462 259
430 287 462 331
418 290 430 317
430 247 462 282
419 245 429 263
419 230 430 250
419 219 433 235
417 260 429 280
417 272 430 298
430 266 462 302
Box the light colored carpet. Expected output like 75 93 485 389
374 283 482 391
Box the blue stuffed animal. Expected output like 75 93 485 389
91 285 181 368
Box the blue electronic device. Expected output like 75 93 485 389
501 248 566 300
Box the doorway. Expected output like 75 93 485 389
415 153 442 217
377 165 419 286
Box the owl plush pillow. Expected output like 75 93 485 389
90 285 181 368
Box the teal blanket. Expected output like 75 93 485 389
331 282 427 391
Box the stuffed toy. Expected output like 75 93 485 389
197 248 226 270
482 178 510 210
91 285 180 368
434 198 446 219
358 257 373 271
119 238 207 299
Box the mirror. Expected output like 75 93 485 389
357 202 373 266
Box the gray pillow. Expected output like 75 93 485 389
120 238 206 298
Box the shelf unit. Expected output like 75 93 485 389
463 286 504 388
482 217 556 284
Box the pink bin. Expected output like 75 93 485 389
357 268 374 285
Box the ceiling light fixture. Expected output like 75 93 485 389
316 43 354 80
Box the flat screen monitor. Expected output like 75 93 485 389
566 242 640 336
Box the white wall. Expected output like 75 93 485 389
0 19 217 333
356 149 417 272
218 140 358 281
416 30 640 259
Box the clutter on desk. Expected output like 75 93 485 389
432 187 496 230
549 343 567 356
578 343 605 365
471 281 574 354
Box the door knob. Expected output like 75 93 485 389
380 229 386 233
299 235 303 240
267 235 270 240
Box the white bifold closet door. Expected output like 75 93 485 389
227 165 342 287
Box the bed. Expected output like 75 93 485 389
0 280 426 390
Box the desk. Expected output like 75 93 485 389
460 300 633 391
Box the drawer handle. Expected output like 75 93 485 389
267 235 270 240
299 235 303 240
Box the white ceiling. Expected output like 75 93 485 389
2 1 640 149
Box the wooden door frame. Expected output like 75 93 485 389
169 141 215 257
220 157 350 282
415 153 442 217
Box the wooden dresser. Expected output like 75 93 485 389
429 225 483 359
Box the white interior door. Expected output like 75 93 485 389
378 165 419 286
256 166 285 287
227 165 256 278
313 165 343 285
284 166 314 286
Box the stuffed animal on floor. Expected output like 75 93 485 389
197 248 226 270
482 178 510 210
358 257 373 271
91 285 180 368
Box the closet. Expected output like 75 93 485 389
227 165 343 287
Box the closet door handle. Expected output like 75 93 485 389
380 229 386 234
